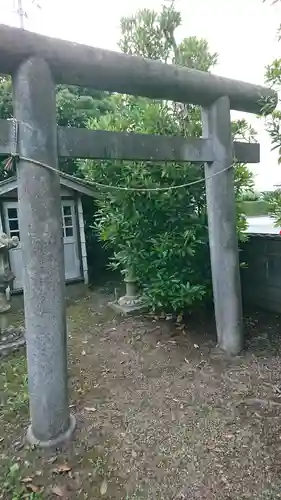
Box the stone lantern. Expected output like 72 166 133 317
0 232 19 313
110 266 146 315
0 233 26 358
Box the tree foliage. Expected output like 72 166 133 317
82 2 254 312
262 0 281 224
55 85 112 175
0 76 13 120
265 190 281 225
0 77 111 131
0 77 112 176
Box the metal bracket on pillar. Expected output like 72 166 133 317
202 96 243 355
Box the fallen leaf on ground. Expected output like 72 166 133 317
100 478 108 495
84 407 97 412
52 464 72 474
26 484 41 493
52 485 69 497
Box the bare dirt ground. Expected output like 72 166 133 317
1 284 281 499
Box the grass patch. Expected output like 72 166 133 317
89 456 108 477
126 489 148 500
1 462 44 499
260 486 281 499
241 200 269 216
0 352 28 421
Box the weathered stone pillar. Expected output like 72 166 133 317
202 96 243 355
13 57 75 446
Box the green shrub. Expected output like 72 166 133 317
82 95 253 313
81 4 254 313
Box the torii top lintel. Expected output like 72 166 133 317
0 24 277 115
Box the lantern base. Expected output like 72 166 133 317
109 294 147 315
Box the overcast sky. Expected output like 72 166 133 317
1 0 281 190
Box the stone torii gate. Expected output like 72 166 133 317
0 24 277 447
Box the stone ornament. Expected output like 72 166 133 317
0 325 25 358
0 232 19 313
